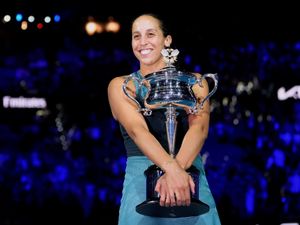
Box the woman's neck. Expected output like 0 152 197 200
140 61 166 76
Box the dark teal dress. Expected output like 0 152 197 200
118 71 222 225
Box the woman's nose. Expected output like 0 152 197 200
140 36 148 45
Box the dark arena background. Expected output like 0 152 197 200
0 1 300 225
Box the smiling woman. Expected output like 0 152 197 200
107 13 222 225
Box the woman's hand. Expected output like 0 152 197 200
155 160 195 207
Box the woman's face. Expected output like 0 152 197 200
131 15 171 68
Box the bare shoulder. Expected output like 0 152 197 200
108 75 129 89
108 75 128 84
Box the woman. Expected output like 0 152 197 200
107 13 221 225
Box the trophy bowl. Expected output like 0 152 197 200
142 66 218 114
144 67 197 110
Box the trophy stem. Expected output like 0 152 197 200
165 105 177 158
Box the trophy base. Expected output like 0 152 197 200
136 198 209 218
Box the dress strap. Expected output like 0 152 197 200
131 71 148 102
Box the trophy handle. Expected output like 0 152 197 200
122 75 152 116
191 73 218 113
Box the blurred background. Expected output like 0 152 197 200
0 1 300 225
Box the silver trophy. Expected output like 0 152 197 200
122 48 218 217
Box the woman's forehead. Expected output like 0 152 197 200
132 15 160 31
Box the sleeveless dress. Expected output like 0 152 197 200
118 71 222 225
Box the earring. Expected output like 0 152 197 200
161 47 179 67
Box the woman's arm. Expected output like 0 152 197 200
108 76 173 167
175 74 211 170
